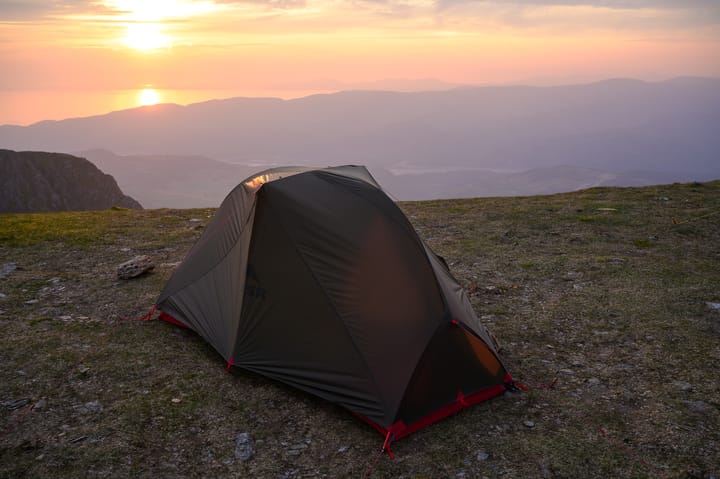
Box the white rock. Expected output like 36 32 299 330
706 302 720 311
117 255 154 279
234 432 255 461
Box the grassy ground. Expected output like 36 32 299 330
1 181 718 478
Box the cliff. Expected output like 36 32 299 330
0 149 142 213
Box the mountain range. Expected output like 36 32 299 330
1 77 718 205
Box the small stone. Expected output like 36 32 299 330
706 302 720 311
34 399 47 410
558 369 574 376
171 398 181 403
476 450 489 461
1 398 31 410
289 443 308 450
234 432 255 461
59 315 72 321
160 262 181 268
25 299 39 305
456 472 467 478
117 255 155 279
0 263 17 280
523 420 535 428
337 446 349 453
84 401 103 412
0 292 7 298
587 378 601 386
48 277 61 284
673 381 693 392
684 400 708 413
189 218 202 223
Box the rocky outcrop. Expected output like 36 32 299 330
0 149 142 213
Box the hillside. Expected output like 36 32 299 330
0 150 141 213
0 181 718 478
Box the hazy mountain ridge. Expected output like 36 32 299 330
1 78 718 205
0 149 141 213
76 149 679 207
77 149 256 208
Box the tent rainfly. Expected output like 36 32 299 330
156 165 514 448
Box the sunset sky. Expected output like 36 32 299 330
2 0 719 124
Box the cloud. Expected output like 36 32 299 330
431 0 720 31
435 0 720 9
0 0 113 21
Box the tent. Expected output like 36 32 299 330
157 165 512 444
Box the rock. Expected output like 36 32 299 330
1 398 31 410
189 218 202 223
85 401 103 412
0 263 17 280
673 381 693 392
337 446 349 453
476 450 489 461
706 302 720 311
684 400 708 413
523 420 535 428
33 399 47 410
117 255 155 279
24 299 39 305
171 398 181 403
0 293 7 299
234 432 255 461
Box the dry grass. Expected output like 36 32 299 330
1 181 719 478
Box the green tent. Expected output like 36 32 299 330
157 166 511 443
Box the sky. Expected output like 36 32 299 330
1 0 719 124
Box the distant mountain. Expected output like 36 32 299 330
77 149 255 208
1 78 718 202
74 149 680 205
373 165 680 200
0 150 141 213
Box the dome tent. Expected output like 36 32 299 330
157 165 512 445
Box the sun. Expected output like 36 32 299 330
106 1 220 52
124 23 170 51
139 88 160 106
